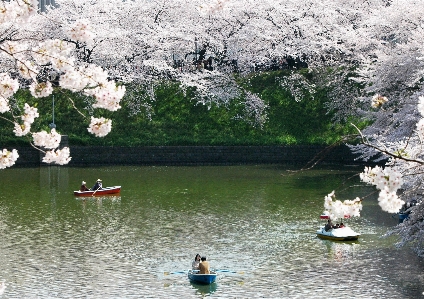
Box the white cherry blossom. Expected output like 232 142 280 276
0 97 9 113
323 191 363 219
17 60 38 80
21 103 39 124
0 73 19 101
418 96 424 117
371 94 388 109
0 41 27 60
0 149 19 169
32 128 61 149
29 81 53 98
87 116 112 137
378 187 405 214
66 19 95 45
42 147 71 165
13 122 31 136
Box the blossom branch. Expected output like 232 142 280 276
351 123 424 165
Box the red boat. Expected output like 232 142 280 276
74 186 121 197
320 214 350 219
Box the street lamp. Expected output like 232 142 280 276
49 95 56 129
48 70 58 130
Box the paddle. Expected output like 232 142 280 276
213 269 245 274
164 270 188 275
92 186 101 197
164 269 244 275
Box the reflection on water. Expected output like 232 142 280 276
190 281 218 296
321 239 360 261
0 165 423 298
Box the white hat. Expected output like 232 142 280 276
82 181 86 185
97 179 102 182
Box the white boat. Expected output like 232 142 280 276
316 226 360 241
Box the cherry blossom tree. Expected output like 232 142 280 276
0 0 125 168
36 0 413 123
1 0 424 254
314 1 424 256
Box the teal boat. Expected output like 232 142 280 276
188 270 217 284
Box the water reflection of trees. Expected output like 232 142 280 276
321 240 360 261
190 281 217 297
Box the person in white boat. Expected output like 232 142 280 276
91 179 102 191
192 254 201 270
324 219 333 231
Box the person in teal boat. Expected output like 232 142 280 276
192 254 201 270
91 179 102 191
199 257 210 274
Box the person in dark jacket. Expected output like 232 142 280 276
91 179 102 191
324 219 333 232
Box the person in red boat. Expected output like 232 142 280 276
91 179 102 191
80 181 89 192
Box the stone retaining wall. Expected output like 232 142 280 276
12 144 361 167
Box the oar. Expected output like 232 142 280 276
92 186 101 197
213 269 244 274
164 269 244 275
164 270 188 275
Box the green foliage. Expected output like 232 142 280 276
0 71 362 147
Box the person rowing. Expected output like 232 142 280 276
91 179 102 191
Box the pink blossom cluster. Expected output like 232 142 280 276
42 147 71 165
0 1 125 168
87 116 112 137
17 60 38 80
29 81 53 98
360 166 404 213
32 128 61 149
32 39 74 71
60 65 124 111
198 0 230 15
323 190 362 219
371 94 388 108
0 149 19 169
66 19 95 45
416 96 424 140
0 73 19 112
1 41 27 60
12 103 39 137
0 0 38 24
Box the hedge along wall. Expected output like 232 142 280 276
11 142 361 167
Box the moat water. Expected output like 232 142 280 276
0 165 423 298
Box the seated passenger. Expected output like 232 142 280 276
324 219 333 232
80 181 89 192
192 254 201 270
199 256 210 274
